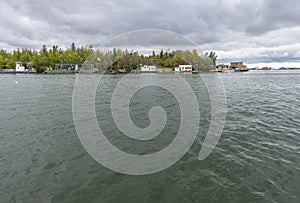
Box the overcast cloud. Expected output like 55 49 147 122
0 0 300 65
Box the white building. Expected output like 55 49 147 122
141 65 157 73
175 65 192 72
15 62 25 72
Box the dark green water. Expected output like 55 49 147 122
1 71 300 202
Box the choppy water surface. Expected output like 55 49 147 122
0 71 299 202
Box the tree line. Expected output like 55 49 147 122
0 43 93 73
0 43 217 72
89 48 217 72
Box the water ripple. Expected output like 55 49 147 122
1 72 300 202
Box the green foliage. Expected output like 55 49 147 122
100 48 217 72
208 51 217 66
0 43 217 72
0 43 94 71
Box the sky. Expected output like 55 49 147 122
0 0 300 67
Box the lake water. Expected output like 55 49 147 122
1 71 300 202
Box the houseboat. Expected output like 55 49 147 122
216 64 234 73
45 63 79 74
175 65 192 72
230 62 249 72
45 62 97 74
216 62 249 72
140 65 157 73
0 62 36 74
118 69 131 74
78 62 98 73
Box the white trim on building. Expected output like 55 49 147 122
15 62 25 72
175 65 192 72
141 65 157 72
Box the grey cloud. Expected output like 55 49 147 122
0 0 300 63
244 0 300 35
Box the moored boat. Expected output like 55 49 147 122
78 69 98 74
44 69 78 74
223 69 235 73
175 65 193 73
0 62 36 74
0 69 16 74
45 62 97 74
118 69 131 74
234 68 249 72
140 65 157 73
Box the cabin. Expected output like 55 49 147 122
15 62 25 72
175 65 192 72
140 65 157 73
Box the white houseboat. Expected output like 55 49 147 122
140 65 157 73
0 62 36 74
175 65 192 72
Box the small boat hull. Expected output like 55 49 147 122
44 70 78 74
0 70 36 74
118 69 131 74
